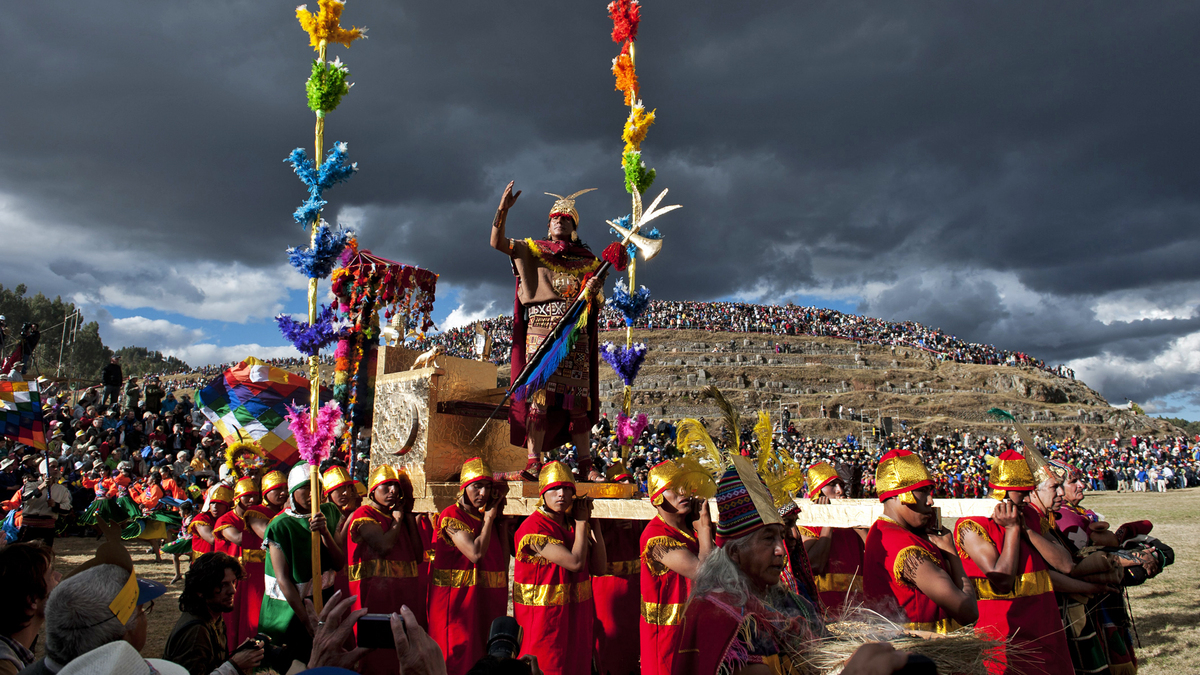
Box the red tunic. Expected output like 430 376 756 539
347 502 425 673
798 526 865 618
954 507 1071 674
189 512 216 561
593 520 643 675
863 516 960 633
513 508 594 675
428 503 510 675
639 516 698 675
416 513 436 618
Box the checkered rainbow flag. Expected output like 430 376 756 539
195 357 332 465
1 379 47 451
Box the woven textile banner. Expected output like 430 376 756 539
0 380 47 451
195 357 331 465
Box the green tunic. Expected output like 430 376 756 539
258 502 343 641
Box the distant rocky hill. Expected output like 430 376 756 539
590 329 1178 439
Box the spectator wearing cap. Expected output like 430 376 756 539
24 562 166 675
163 552 263 675
0 543 60 675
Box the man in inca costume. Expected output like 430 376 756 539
490 181 604 481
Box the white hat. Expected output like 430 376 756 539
56 640 188 675
288 462 312 494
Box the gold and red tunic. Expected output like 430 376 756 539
954 506 1071 674
639 516 698 675
593 520 643 675
428 503 509 675
347 502 425 673
513 508 594 675
798 525 865 618
863 515 960 633
188 512 216 561
213 510 259 646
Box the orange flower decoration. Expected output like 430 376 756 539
612 52 638 106
297 0 367 50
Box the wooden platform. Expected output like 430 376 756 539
413 482 997 526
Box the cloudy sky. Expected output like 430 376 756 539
4 2 1200 416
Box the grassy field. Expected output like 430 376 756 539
1083 488 1200 675
45 488 1199 671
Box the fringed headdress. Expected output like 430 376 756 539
545 188 598 227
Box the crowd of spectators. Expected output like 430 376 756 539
419 300 1075 379
571 414 1200 501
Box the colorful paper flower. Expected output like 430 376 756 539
600 341 648 386
287 223 353 278
306 56 352 115
622 103 656 153
608 0 641 44
297 0 367 50
612 52 638 106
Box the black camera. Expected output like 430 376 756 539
486 616 523 660
234 633 289 672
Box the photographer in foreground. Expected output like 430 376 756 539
162 552 264 675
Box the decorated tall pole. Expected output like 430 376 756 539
606 0 665 462
281 0 365 614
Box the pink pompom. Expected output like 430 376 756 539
287 400 344 465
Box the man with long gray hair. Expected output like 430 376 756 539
671 458 910 675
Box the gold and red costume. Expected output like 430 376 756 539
513 506 594 675
593 519 642 675
347 466 425 673
639 515 697 675
214 478 265 646
429 506 509 674
796 525 863 615
953 450 1070 674
863 449 959 633
189 484 233 561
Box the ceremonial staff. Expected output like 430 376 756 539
470 189 678 446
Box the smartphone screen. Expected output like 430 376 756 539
356 613 398 649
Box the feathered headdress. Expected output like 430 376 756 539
545 188 598 226
224 435 268 480
752 410 804 510
704 385 741 450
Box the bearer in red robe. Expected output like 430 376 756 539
322 464 359 600
513 461 606 675
429 458 511 675
798 461 866 618
593 461 645 675
863 449 977 633
954 449 1071 674
346 465 425 673
214 477 262 646
190 484 232 561
639 459 714 675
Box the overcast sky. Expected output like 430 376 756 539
4 2 1200 416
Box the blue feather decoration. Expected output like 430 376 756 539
608 279 651 327
514 301 590 402
276 304 345 357
287 223 353 278
284 142 359 228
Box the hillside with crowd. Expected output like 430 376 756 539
418 300 1076 379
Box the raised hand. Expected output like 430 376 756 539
498 181 521 212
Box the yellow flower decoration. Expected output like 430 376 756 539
297 0 367 50
622 103 656 153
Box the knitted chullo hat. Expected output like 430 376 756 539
715 455 783 546
988 449 1036 500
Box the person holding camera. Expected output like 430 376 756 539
163 552 265 675
512 461 606 675
429 458 511 675
953 450 1072 674
345 465 426 673
638 460 715 675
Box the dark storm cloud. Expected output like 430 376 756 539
4 2 1200 401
